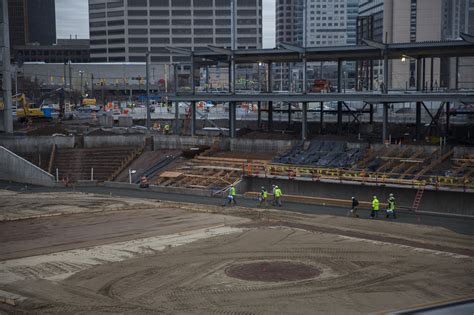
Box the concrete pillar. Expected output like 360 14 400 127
430 57 434 91
383 54 389 93
1 0 13 133
302 102 307 141
229 101 236 138
337 59 343 134
191 101 196 136
266 62 273 132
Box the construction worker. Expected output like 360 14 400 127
386 193 396 219
348 196 359 218
271 185 276 205
139 176 149 188
371 196 379 219
258 186 268 207
227 185 237 206
163 123 171 135
274 185 283 207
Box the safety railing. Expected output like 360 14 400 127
243 162 474 192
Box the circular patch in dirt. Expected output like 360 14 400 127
225 261 321 282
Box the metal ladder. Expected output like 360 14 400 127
412 186 425 211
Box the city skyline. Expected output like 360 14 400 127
55 0 276 48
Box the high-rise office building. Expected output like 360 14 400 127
275 0 304 46
88 0 263 63
7 0 57 61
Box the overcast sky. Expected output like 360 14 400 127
55 0 276 48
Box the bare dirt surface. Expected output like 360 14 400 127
0 190 472 314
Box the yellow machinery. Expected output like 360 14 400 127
82 98 97 106
14 93 48 121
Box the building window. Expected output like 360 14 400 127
127 0 147 6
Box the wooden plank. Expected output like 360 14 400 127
159 171 183 178
414 149 454 180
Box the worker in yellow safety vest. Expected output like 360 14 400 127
163 123 171 135
258 186 268 207
370 195 379 219
274 185 283 207
386 193 396 219
227 185 237 206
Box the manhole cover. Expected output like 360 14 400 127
225 261 321 282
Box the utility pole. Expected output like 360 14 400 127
1 0 13 133
68 60 72 91
91 73 94 98
145 51 151 130
79 70 84 97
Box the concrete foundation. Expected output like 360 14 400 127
0 135 75 153
99 115 114 128
118 116 133 127
84 134 146 148
241 177 474 216
0 146 57 187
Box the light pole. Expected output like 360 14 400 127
128 169 136 184
79 70 84 97
145 51 151 130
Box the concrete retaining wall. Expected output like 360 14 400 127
241 177 474 216
154 135 230 150
104 181 213 197
0 146 57 187
453 146 474 158
84 134 146 148
230 138 299 153
372 143 439 154
0 136 74 153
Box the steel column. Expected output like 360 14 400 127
415 102 422 140
337 59 343 134
369 103 374 124
257 101 261 128
382 103 388 143
268 101 273 132
229 102 236 138
287 102 291 129
430 57 434 91
320 101 324 133
302 102 307 141
191 101 196 136
302 56 307 94
455 57 459 90
145 51 151 130
174 101 179 135
446 101 450 136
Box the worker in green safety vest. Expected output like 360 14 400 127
258 186 268 207
386 193 396 219
370 195 379 219
227 185 237 206
274 185 283 207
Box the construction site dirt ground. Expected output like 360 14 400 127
0 190 473 314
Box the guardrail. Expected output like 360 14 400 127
243 162 474 192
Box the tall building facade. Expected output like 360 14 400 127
88 0 263 63
7 0 57 61
275 0 357 91
442 0 474 39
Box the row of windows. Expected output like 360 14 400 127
91 20 259 29
91 37 258 45
126 0 260 7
